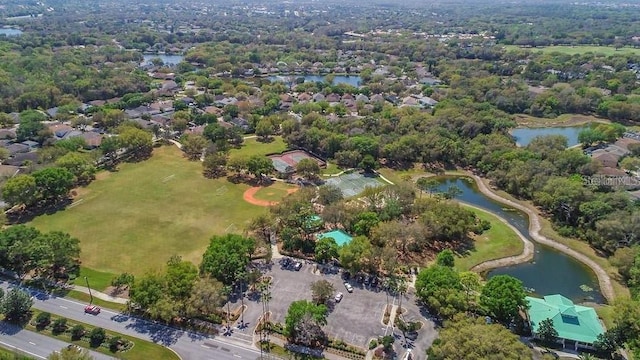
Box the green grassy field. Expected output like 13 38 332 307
504 45 640 56
253 182 296 202
231 136 287 160
514 114 609 128
29 145 270 277
454 207 524 272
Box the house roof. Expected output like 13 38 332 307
526 295 604 344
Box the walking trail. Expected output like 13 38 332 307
466 174 615 303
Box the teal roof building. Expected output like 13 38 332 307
317 229 353 247
526 295 605 351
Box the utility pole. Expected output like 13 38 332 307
84 276 93 305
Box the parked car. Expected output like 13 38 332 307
293 262 302 271
344 282 353 293
84 305 100 315
335 292 344 303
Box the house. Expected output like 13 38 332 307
79 132 103 148
161 80 179 92
401 96 419 107
312 93 325 102
0 165 22 178
592 152 619 168
4 151 38 166
204 106 223 115
0 129 16 140
355 94 369 103
48 123 74 139
326 94 341 103
526 295 604 351
297 93 312 103
370 94 385 103
5 143 30 156
21 140 39 150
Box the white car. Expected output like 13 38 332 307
344 282 353 293
335 292 344 303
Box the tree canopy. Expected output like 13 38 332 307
200 233 256 285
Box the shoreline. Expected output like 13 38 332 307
463 173 615 303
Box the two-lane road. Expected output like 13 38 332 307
0 282 262 360
0 321 114 360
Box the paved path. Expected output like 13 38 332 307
72 285 128 304
467 174 615 303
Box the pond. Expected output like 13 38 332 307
0 28 23 37
268 75 362 87
434 176 604 304
510 126 586 147
141 54 184 66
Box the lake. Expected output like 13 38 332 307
435 176 604 304
0 28 23 37
268 75 362 87
510 126 586 147
141 54 184 66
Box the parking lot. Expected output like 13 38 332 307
236 259 433 352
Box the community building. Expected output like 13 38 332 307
526 294 605 351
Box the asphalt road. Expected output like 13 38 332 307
0 321 114 360
0 281 262 360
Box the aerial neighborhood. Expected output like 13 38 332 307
0 0 639 360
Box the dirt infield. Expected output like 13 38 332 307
243 186 299 207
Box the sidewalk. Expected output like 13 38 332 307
72 285 128 304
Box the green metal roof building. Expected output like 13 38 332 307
526 295 605 351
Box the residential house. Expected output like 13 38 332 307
526 295 604 351
204 106 223 116
0 129 16 140
355 94 369 103
79 132 103 149
592 152 619 168
4 152 38 166
21 140 39 150
230 117 251 132
5 143 30 156
370 94 385 103
401 96 419 107
312 93 326 102
326 94 341 103
47 123 74 139
297 93 312 103
0 165 22 178
151 115 171 127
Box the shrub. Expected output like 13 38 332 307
108 336 123 352
368 339 378 349
71 324 86 340
71 324 85 340
35 312 51 329
52 318 67 334
89 327 106 347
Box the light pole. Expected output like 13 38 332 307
84 276 93 305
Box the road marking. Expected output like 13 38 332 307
59 305 68 309
28 342 36 345
233 355 242 358
0 340 45 359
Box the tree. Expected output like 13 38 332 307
536 318 558 345
310 280 335 305
339 236 373 274
47 346 94 360
129 273 165 310
459 271 481 310
296 158 321 180
181 134 209 161
593 329 619 355
165 256 198 304
2 174 38 207
480 275 528 324
284 300 328 347
0 225 42 279
118 127 153 160
255 119 275 141
32 167 75 203
246 155 274 182
186 276 225 318
427 315 531 360
55 152 96 185
202 152 228 178
436 250 455 267
315 237 339 264
51 318 67 334
317 184 343 205
70 324 85 340
416 177 439 197
415 265 466 318
358 154 378 172
38 231 81 280
200 234 256 285
111 273 135 292
1 288 33 322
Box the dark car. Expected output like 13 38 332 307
293 262 302 271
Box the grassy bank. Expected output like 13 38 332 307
513 114 609 128
231 136 287 160
455 206 525 272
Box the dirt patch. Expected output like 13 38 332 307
243 186 298 207
106 285 130 299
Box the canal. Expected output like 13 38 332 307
435 176 605 303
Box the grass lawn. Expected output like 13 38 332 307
78 267 115 293
26 310 179 360
0 346 31 359
253 182 296 202
321 162 343 176
29 145 270 277
231 136 287 160
513 114 609 128
454 207 524 271
504 45 640 56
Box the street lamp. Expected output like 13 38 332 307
84 276 93 305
